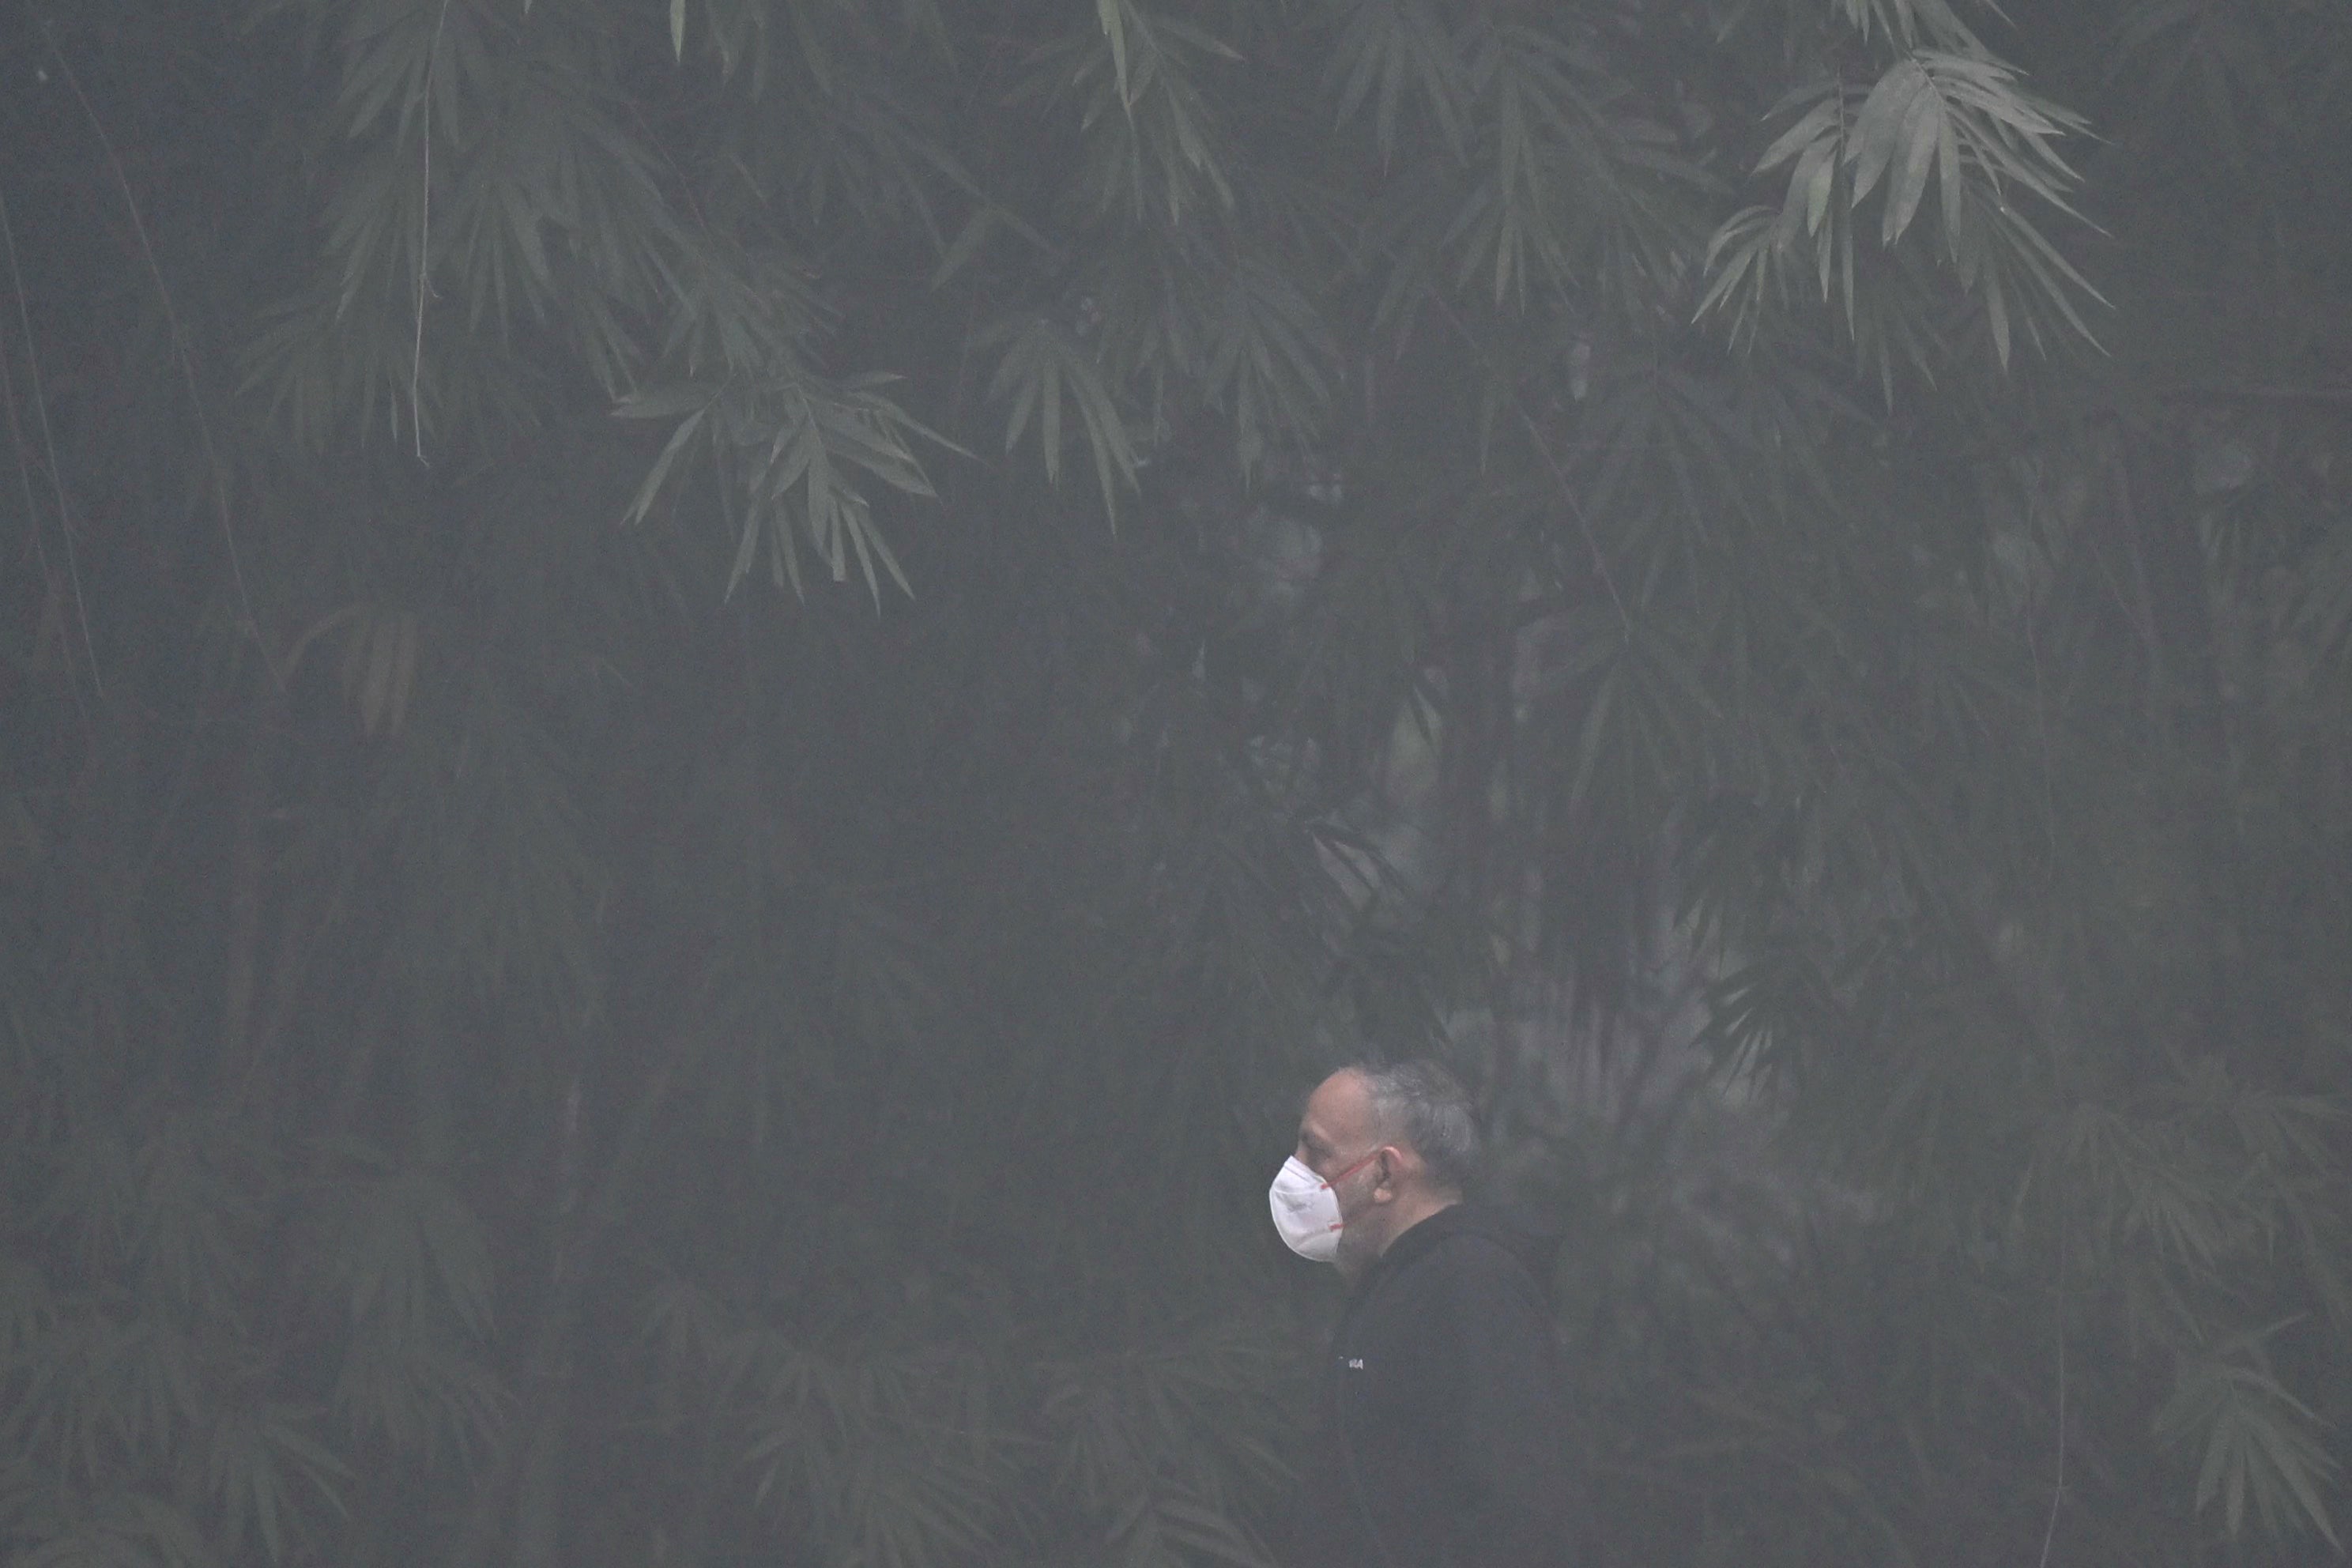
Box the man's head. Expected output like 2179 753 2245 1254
1291 1060 1481 1275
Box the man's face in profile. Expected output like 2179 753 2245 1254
1294 1069 1390 1272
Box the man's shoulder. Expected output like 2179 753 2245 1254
1378 1204 1559 1298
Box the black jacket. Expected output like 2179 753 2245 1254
1290 1204 1574 1568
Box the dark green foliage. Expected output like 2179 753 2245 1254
2 0 2349 1563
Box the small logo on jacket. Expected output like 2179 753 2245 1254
1346 1358 1365 1370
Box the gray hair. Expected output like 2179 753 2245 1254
1351 1060 1482 1194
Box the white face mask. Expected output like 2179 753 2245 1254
1268 1151 1379 1263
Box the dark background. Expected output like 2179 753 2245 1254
2 1 2348 1563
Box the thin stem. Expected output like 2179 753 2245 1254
38 11 280 688
2025 609 2058 876
2162 382 2352 405
1517 401 1634 640
413 0 455 464
2036 1200 2069 1568
1426 291 1632 639
0 183 97 711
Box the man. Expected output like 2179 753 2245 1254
1268 1061 1573 1568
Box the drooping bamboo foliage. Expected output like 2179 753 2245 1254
2 1 2348 1565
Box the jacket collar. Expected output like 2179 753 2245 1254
1351 1198 1470 1297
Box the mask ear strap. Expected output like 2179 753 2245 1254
1326 1148 1400 1207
